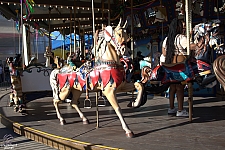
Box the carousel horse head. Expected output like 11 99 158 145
54 56 62 69
13 54 22 67
6 54 22 76
104 18 129 57
193 19 225 62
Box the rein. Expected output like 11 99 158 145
105 28 123 53
95 27 124 61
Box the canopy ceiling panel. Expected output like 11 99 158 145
0 0 224 36
0 0 120 34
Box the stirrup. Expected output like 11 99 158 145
98 96 106 107
84 98 92 109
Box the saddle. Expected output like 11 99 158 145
161 55 187 67
161 60 186 67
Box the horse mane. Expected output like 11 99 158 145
213 55 225 90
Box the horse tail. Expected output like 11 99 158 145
213 55 225 90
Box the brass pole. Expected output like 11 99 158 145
74 0 76 53
131 0 134 60
185 0 193 122
96 92 99 128
78 20 81 55
70 7 72 55
48 7 52 50
63 20 66 59
92 0 96 57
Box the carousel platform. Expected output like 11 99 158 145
1 90 225 150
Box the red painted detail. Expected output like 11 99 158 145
150 65 160 79
110 67 125 87
100 69 111 87
90 70 100 87
68 73 76 88
58 67 125 90
197 60 210 70
57 74 68 89
77 73 86 88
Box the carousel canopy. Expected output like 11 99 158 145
0 0 224 38
0 0 121 35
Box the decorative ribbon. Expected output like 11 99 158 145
22 0 35 20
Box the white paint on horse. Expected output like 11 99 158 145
50 68 60 100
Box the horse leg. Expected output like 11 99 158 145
70 89 89 124
53 98 66 125
103 86 134 138
119 82 144 108
53 85 70 125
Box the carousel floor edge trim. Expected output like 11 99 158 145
0 113 122 150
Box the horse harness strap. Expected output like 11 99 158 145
105 29 121 52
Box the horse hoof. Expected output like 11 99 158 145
14 107 19 112
60 120 66 125
9 102 14 107
83 119 90 125
126 132 135 138
18 109 23 113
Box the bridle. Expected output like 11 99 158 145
104 27 126 55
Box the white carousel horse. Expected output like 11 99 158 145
7 55 24 112
50 19 145 138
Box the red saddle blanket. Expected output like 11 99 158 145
57 67 125 90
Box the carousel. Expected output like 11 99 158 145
0 0 225 149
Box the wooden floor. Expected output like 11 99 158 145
1 92 225 150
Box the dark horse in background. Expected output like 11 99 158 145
140 20 224 104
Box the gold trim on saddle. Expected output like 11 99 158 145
199 70 211 76
95 60 116 65
95 60 123 70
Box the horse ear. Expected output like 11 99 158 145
105 26 113 42
117 18 122 28
123 20 128 28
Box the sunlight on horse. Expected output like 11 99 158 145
50 19 146 138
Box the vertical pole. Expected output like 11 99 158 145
36 29 38 60
63 20 66 59
78 21 81 55
20 0 24 68
19 27 21 54
27 25 31 62
185 0 191 55
74 0 76 53
92 0 96 57
48 7 52 50
70 7 72 55
61 31 63 58
96 92 99 128
185 0 193 121
130 0 134 60
13 20 16 54
83 28 85 53
108 0 110 25
23 25 28 66
92 0 98 128
101 0 104 19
